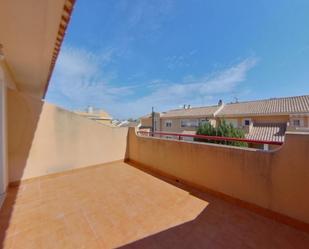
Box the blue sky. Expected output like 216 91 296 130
46 0 309 119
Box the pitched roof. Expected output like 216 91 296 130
245 123 286 142
218 95 309 117
139 95 309 120
161 106 220 118
75 109 112 119
140 114 152 119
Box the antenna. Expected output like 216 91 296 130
151 107 155 136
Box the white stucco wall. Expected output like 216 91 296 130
8 89 128 182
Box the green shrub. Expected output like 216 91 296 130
195 120 248 147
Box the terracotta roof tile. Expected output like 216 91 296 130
245 123 286 142
140 95 309 120
161 106 220 118
218 95 309 116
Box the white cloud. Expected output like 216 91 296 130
126 57 258 115
165 50 199 70
46 46 258 119
127 0 174 30
46 46 135 112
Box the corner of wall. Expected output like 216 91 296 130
0 60 17 90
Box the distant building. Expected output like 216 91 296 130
140 112 161 131
118 120 139 127
140 95 309 149
75 106 112 125
112 119 139 128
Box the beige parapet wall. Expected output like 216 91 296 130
7 89 128 182
126 128 309 226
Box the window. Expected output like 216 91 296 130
242 118 251 126
293 119 300 127
165 120 172 127
181 119 199 128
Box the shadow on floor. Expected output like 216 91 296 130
118 163 309 249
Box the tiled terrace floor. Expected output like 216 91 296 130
0 161 309 249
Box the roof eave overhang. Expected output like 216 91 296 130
43 0 76 99
217 112 302 118
0 0 76 99
161 114 215 119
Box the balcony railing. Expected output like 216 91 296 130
137 131 283 146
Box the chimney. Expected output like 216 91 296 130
218 99 223 106
87 106 94 113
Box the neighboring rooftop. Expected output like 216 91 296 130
140 95 309 120
218 95 309 117
140 114 152 119
161 105 220 118
117 121 139 127
245 123 287 142
75 106 112 120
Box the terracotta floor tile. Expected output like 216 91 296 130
63 212 96 243
0 162 309 249
12 229 55 249
80 239 104 249
0 222 16 238
0 236 14 249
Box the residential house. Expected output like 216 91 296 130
140 95 309 148
140 112 161 131
217 96 309 149
117 120 139 127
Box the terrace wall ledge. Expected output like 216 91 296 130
127 127 309 232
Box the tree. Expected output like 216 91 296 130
195 120 248 147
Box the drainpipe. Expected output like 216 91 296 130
151 107 155 136
0 69 7 208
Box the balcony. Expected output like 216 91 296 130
2 1 309 248
1 91 309 248
1 160 309 249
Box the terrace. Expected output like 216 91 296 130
1 1 309 248
1 161 309 249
